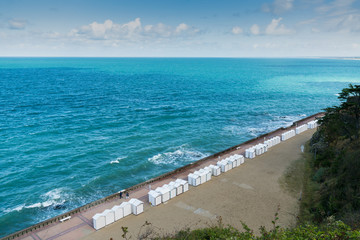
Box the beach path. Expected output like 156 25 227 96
81 128 315 240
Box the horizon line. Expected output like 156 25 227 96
0 56 359 59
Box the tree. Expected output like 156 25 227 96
319 84 360 141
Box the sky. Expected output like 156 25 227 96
0 0 360 57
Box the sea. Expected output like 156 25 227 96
1 57 360 237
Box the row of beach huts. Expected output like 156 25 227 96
92 119 319 230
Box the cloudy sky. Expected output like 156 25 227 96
1 0 360 57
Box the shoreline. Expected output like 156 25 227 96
1 112 323 240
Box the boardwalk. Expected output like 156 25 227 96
4 114 321 240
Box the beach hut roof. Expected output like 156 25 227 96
155 187 169 194
119 202 131 208
92 213 104 220
111 205 122 210
129 198 143 206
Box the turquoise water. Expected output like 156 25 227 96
0 58 359 236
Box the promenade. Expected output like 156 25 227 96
4 114 321 240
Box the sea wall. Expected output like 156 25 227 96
1 112 323 240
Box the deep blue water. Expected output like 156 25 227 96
0 58 359 236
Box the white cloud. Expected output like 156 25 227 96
262 0 294 14
298 18 317 26
265 18 294 35
175 23 189 33
41 31 62 39
316 0 355 14
232 26 243 35
250 24 260 35
305 0 360 33
261 4 271 13
143 23 172 38
8 19 27 30
335 14 360 32
274 0 294 14
69 18 199 42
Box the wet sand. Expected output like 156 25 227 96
82 129 315 240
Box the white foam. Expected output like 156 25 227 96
110 156 127 164
223 114 306 138
26 203 42 209
247 127 267 137
43 188 62 200
3 204 26 213
223 125 243 136
19 188 68 211
148 145 208 165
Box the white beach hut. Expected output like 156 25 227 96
175 179 189 192
163 184 177 199
199 168 212 181
129 198 144 215
228 157 237 168
120 201 132 217
188 173 201 186
236 154 244 165
194 170 207 184
226 159 233 170
111 205 124 221
231 155 240 167
307 120 318 129
282 130 295 141
296 124 308 134
155 186 170 202
245 148 255 159
255 144 266 155
204 166 217 177
209 164 221 176
264 139 272 148
92 213 106 230
169 181 183 195
148 190 162 206
217 160 229 172
102 209 115 225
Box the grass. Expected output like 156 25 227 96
278 142 321 224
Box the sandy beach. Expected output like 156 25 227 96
82 128 315 240
6 115 320 240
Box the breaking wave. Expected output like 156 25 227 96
148 145 208 165
223 114 306 137
110 156 127 164
4 188 69 214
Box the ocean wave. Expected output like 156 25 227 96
4 188 68 214
223 114 306 137
148 145 208 165
223 125 244 136
3 204 26 213
247 127 267 137
110 156 127 164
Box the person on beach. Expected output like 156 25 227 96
119 191 123 199
126 192 129 199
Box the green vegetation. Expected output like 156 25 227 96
121 215 360 240
156 220 360 239
309 84 360 227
